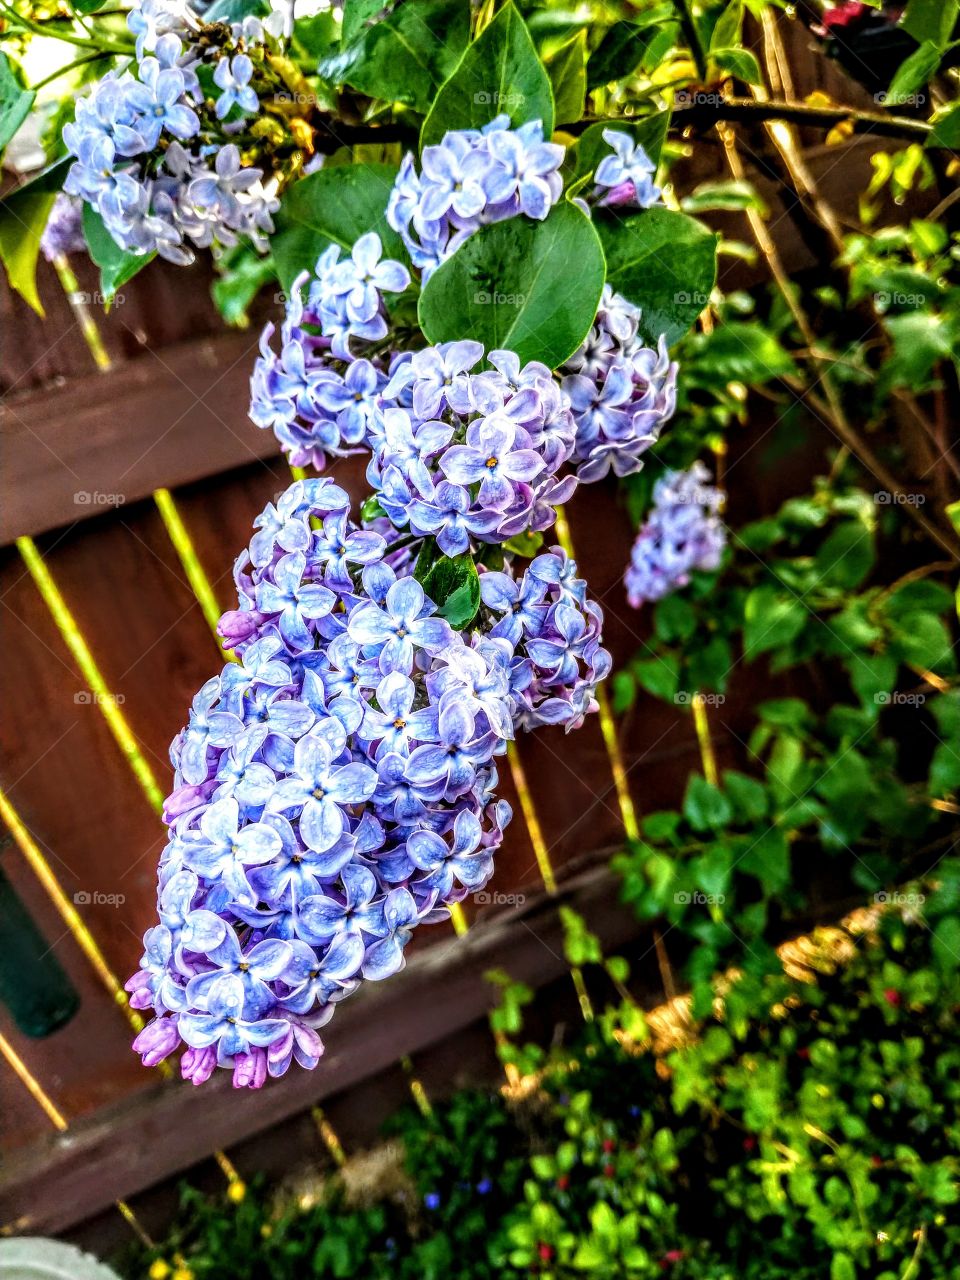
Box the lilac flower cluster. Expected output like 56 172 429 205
249 233 410 468
560 285 678 483
386 115 564 279
128 478 516 1086
63 1 278 262
624 462 727 607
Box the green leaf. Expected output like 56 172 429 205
0 157 69 315
420 2 553 147
418 201 605 368
271 164 403 292
573 113 670 183
927 101 960 148
211 246 276 327
502 530 543 557
723 770 768 824
595 206 718 346
692 321 797 383
743 586 807 660
546 31 586 125
586 22 641 89
932 915 960 971
204 0 267 19
887 39 942 102
903 0 958 47
320 0 470 114
82 204 153 301
683 775 732 834
0 53 34 152
712 47 762 84
739 827 790 893
814 520 875 590
586 5 677 89
342 0 388 44
419 552 481 629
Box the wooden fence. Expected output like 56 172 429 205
0 11 924 1241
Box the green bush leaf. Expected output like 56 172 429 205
82 204 153 301
683 775 733 833
813 520 875 590
546 31 586 125
0 157 69 315
319 0 469 114
887 39 942 101
711 47 762 84
743 586 807 660
595 206 718 346
420 2 553 147
0 53 34 153
903 0 959 46
927 101 960 148
418 201 605 368
272 164 403 292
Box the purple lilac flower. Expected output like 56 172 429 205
40 194 87 261
213 53 258 119
386 116 565 282
624 463 726 607
593 130 662 209
560 286 678 482
128 478 516 1087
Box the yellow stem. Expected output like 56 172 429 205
448 901 469 936
311 1107 347 1166
0 1030 68 1130
154 489 234 658
16 537 165 814
52 254 112 372
401 1056 435 1118
506 742 557 895
553 508 640 841
692 694 719 786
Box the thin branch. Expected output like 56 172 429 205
569 97 935 143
